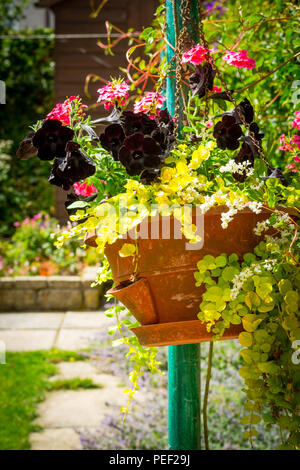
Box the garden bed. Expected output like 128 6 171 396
0 271 103 312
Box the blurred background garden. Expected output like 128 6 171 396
0 0 299 451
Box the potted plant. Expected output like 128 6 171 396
18 2 299 449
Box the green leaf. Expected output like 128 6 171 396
245 292 261 310
239 332 253 347
119 243 136 257
66 200 89 209
221 266 240 282
242 313 264 332
278 279 293 296
215 254 227 267
257 361 280 374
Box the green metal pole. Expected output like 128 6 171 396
166 0 202 451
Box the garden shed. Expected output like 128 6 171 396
37 0 158 222
38 0 158 107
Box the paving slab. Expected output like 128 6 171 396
49 362 123 387
30 428 81 450
0 329 56 351
61 311 110 329
0 313 64 330
54 328 100 350
33 388 128 428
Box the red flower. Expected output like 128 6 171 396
181 44 214 65
97 80 130 111
73 181 98 197
133 92 166 118
46 96 87 125
223 50 256 69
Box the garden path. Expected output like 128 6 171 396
0 310 128 450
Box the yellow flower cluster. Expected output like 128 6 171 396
56 140 254 255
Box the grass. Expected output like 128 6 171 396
0 349 99 450
48 378 102 391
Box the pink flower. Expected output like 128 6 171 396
97 80 130 111
73 181 98 197
278 133 300 152
181 44 214 65
292 111 300 131
133 92 166 118
33 213 42 220
291 135 300 149
46 96 87 125
223 50 256 69
212 85 222 93
13 221 20 227
294 156 300 162
205 119 214 127
286 163 298 173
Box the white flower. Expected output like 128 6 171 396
254 219 270 236
220 159 253 176
247 201 263 214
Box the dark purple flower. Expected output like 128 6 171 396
221 98 253 126
49 141 96 190
99 123 125 161
234 98 254 125
121 110 157 136
99 108 175 183
213 115 243 150
16 131 38 160
233 122 265 182
118 133 163 180
233 142 254 182
188 63 216 98
32 119 74 161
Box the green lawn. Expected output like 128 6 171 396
0 349 93 450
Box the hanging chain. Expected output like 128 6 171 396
170 0 270 166
196 2 270 166
171 0 191 137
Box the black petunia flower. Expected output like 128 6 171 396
188 63 216 98
118 133 163 179
99 107 175 183
213 115 243 150
32 119 74 161
241 121 264 156
233 142 255 182
48 141 96 190
151 108 175 152
99 123 125 161
234 98 254 125
221 98 254 126
16 131 38 160
121 110 157 136
233 122 265 182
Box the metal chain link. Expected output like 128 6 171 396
170 0 270 166
196 2 269 165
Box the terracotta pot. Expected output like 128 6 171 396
99 206 271 347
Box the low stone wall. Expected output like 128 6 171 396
0 274 103 312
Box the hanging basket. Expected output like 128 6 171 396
85 206 271 347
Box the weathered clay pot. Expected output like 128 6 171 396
94 206 271 347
